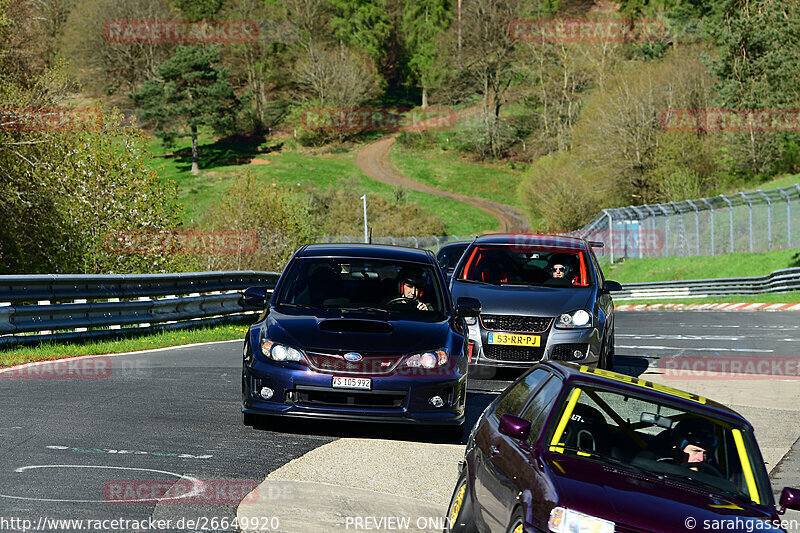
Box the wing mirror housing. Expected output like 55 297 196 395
242 286 269 308
603 280 623 293
456 297 481 318
499 414 532 451
779 487 800 514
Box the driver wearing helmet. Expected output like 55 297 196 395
394 268 431 311
670 417 719 472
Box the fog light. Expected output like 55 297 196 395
429 395 444 408
259 387 274 400
574 350 584 359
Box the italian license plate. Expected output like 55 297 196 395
487 332 541 347
332 376 372 390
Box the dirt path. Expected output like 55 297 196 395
354 134 531 232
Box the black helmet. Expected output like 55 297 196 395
672 417 718 456
398 267 426 288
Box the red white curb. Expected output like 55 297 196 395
616 302 800 312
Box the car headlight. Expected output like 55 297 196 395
555 310 592 329
260 338 305 363
548 507 614 533
404 348 449 368
465 316 477 325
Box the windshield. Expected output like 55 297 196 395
454 245 592 287
275 257 445 318
437 243 470 270
545 384 772 506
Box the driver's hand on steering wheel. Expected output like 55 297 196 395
416 301 430 311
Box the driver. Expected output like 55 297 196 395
670 418 719 472
395 268 431 311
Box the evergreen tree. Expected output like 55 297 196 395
131 46 241 174
401 0 452 107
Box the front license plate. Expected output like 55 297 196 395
332 376 372 390
487 332 541 347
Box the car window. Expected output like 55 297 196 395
275 257 445 318
544 384 773 506
519 376 563 446
455 245 592 287
436 244 469 270
493 368 550 420
589 249 605 286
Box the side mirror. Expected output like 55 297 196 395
603 280 623 293
456 297 481 318
242 286 269 308
499 414 531 442
779 487 800 514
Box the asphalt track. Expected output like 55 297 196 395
1 311 798 532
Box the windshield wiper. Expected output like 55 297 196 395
277 302 315 309
336 306 391 316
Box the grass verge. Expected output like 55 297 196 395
0 324 247 368
601 249 800 284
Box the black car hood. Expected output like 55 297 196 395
450 281 594 316
266 310 451 354
546 454 777 533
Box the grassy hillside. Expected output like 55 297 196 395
148 136 498 235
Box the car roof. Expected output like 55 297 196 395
438 241 471 251
473 233 588 250
297 243 435 263
541 361 750 427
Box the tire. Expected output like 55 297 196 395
445 473 477 533
606 329 615 371
506 508 524 533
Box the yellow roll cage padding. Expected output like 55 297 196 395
579 366 707 404
548 388 582 454
732 429 760 505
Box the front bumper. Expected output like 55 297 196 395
242 361 467 426
467 321 601 369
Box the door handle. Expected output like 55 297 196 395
490 445 500 457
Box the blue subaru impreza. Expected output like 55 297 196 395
240 243 481 438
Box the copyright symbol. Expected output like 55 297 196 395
685 517 696 529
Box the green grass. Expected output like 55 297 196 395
744 173 800 192
148 136 497 235
0 325 246 368
391 144 526 209
615 292 800 304
601 249 800 284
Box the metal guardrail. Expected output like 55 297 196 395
0 271 279 348
615 267 800 300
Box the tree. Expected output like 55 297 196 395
328 0 392 65
60 0 175 95
401 0 453 108
131 46 241 174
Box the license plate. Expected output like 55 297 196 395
487 332 541 347
332 376 372 390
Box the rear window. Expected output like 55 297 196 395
455 245 592 287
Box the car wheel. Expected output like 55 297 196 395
444 473 476 533
606 329 615 370
506 508 524 533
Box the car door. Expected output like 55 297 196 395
589 249 614 343
473 368 550 531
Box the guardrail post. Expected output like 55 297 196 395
720 195 734 254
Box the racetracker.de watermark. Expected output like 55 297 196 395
660 108 800 133
103 230 258 255
660 356 800 380
508 18 666 42
0 107 102 131
507 230 664 254
300 108 456 133
104 480 258 504
103 19 258 43
1 357 112 380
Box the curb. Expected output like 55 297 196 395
616 302 800 312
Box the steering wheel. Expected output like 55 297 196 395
386 297 417 306
683 461 724 478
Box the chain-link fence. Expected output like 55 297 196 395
578 185 800 262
